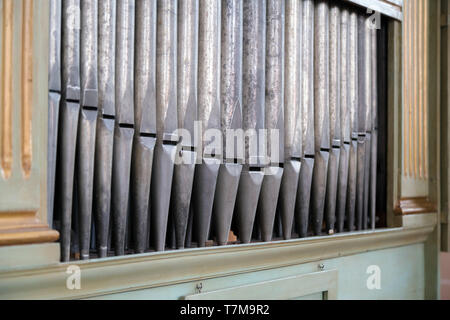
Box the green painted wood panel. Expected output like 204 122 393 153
88 244 425 300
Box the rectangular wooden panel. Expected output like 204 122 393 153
184 270 338 300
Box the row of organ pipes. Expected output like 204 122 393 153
48 0 379 261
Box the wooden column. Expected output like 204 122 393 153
0 0 58 246
395 0 436 216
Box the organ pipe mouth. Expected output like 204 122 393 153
140 132 157 138
118 123 134 129
163 140 178 146
82 106 98 111
249 167 265 173
223 158 242 165
65 98 80 104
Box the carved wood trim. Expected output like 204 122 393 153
403 0 429 179
394 197 437 215
0 211 59 246
1 0 13 179
21 0 33 178
0 1 59 247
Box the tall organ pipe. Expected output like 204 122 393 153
77 0 99 260
131 0 157 253
279 0 302 240
111 0 135 256
295 0 314 238
355 14 367 231
192 0 221 248
48 0 61 229
211 0 243 246
234 0 266 244
346 11 359 232
171 0 198 249
94 0 116 258
324 4 340 234
362 15 373 230
370 27 378 230
151 0 179 252
311 0 330 236
336 8 351 233
256 0 285 242
57 0 81 262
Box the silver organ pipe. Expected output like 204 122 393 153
279 0 302 240
77 0 99 260
211 0 243 246
296 0 315 238
170 0 198 250
234 0 266 244
192 0 222 248
57 0 81 262
152 0 178 252
111 0 135 256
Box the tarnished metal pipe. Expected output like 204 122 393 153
324 4 340 235
345 10 358 232
355 14 367 231
171 0 198 249
295 0 315 238
111 0 135 256
370 27 378 230
279 0 302 240
234 0 266 244
256 0 284 242
57 0 81 262
336 8 350 233
48 0 62 228
362 16 373 230
131 0 157 254
193 0 221 248
77 0 99 260
211 0 243 246
311 0 330 236
151 0 179 252
94 0 116 258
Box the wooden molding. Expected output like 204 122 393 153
0 221 435 299
21 0 33 178
402 0 429 179
394 197 437 215
1 0 13 180
0 212 59 246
